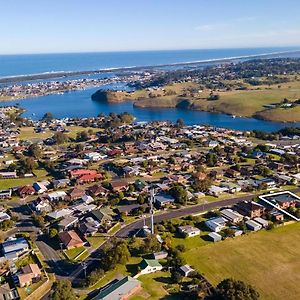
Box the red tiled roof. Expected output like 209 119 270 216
58 230 84 248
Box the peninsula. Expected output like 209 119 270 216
92 57 300 123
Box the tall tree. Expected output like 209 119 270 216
51 280 76 300
216 278 260 300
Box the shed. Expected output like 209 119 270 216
253 217 269 228
179 265 194 277
245 220 262 231
207 232 222 242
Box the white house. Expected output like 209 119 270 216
178 225 200 237
139 259 162 275
205 217 227 232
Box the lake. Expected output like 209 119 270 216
2 86 300 132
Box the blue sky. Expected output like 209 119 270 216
1 0 300 54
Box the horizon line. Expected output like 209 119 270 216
1 45 300 56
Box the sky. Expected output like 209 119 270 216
1 0 300 54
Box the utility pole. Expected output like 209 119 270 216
150 188 155 234
81 261 87 278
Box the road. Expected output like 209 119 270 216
61 188 300 283
116 194 255 237
62 193 256 284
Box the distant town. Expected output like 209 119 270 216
0 106 298 299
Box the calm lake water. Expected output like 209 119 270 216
1 48 300 132
2 86 300 132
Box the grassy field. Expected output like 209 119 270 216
182 222 300 300
0 168 50 190
123 79 300 122
191 80 300 121
18 126 99 141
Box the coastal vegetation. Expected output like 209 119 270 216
92 77 300 122
91 58 300 122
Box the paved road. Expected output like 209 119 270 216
116 194 255 237
61 193 256 284
36 238 71 276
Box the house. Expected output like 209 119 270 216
208 186 228 197
47 208 73 220
139 259 163 275
134 179 147 192
256 178 276 189
32 181 48 194
179 265 194 277
225 168 241 178
205 217 227 232
58 230 84 250
18 264 41 287
17 185 35 198
2 237 29 261
0 189 12 199
0 283 19 300
220 182 242 194
235 201 265 218
47 191 67 201
259 191 300 216
90 208 113 226
91 276 141 300
271 193 298 209
78 217 100 237
87 184 108 197
274 174 294 185
0 172 17 179
52 179 70 189
110 180 128 192
220 209 243 223
245 220 262 231
0 212 10 223
76 173 103 184
207 232 222 242
253 217 269 228
31 198 52 213
66 187 85 201
269 209 284 221
84 152 102 162
70 169 98 178
155 194 175 208
57 215 78 231
81 194 95 204
151 251 168 260
178 225 200 238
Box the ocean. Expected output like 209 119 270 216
0 47 299 78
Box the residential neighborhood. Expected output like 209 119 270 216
0 107 298 299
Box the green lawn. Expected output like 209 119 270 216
182 222 300 300
85 234 106 249
0 168 50 190
131 271 180 300
18 126 99 142
64 246 87 261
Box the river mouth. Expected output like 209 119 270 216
1 85 300 132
